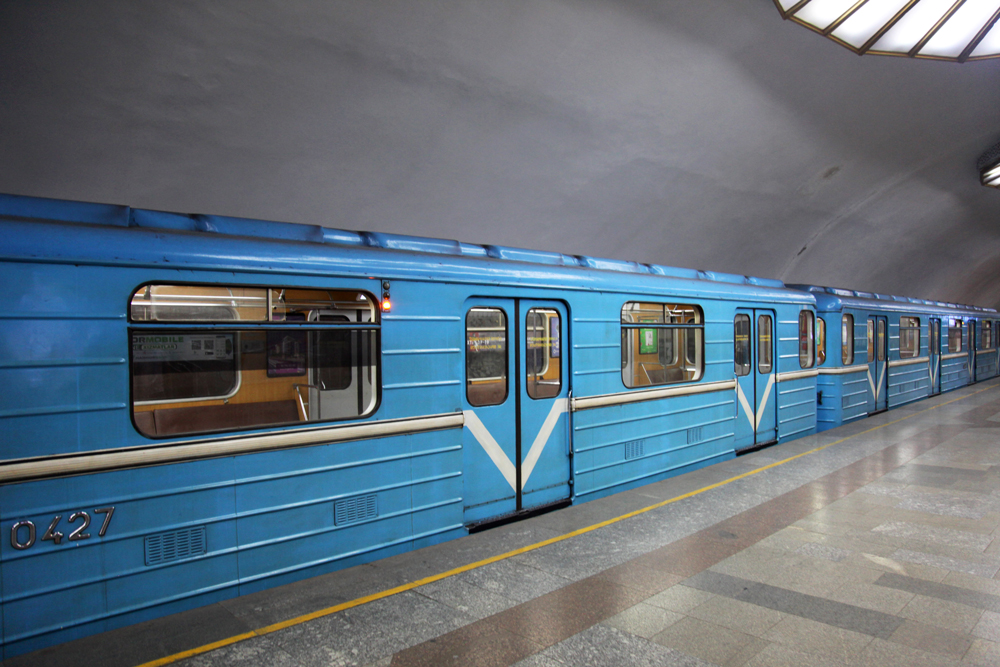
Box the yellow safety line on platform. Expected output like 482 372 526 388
137 382 998 667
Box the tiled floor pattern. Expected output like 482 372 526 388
10 380 1000 667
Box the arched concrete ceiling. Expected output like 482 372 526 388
2 1 999 306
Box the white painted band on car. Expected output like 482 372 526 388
888 356 930 368
571 379 737 411
776 369 820 382
817 364 869 375
0 412 466 483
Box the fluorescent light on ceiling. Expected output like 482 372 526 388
775 0 1000 61
984 164 1000 187
980 143 1000 189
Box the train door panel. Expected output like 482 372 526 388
734 309 777 452
929 318 941 396
462 299 517 525
461 298 570 526
519 301 570 511
868 316 887 413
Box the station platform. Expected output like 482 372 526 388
11 378 1000 667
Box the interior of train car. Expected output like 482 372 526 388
130 284 379 437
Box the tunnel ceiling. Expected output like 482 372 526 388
2 1 999 307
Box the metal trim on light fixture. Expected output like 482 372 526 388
774 0 1000 62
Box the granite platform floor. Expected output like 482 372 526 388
11 377 1000 667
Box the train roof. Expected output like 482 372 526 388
0 192 811 303
788 284 997 317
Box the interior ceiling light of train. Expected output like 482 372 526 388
773 0 1000 62
981 141 1000 188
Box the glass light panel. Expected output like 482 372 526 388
984 164 1000 186
131 285 265 321
795 0 865 30
971 19 1000 55
920 0 1000 56
781 0 1000 59
871 0 957 53
832 0 913 47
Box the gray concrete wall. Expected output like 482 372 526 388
2 1 999 306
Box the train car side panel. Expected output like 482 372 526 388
2 459 239 656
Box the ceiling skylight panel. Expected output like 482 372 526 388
969 16 1000 55
774 0 1000 59
920 0 1000 57
830 0 914 48
794 0 866 30
870 0 959 54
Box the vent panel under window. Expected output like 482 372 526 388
335 494 379 526
624 440 645 459
145 526 207 566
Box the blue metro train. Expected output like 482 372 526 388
0 193 996 657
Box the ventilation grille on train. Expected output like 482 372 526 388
144 526 207 566
335 494 378 526
687 427 703 445
624 440 644 459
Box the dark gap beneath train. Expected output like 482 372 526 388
735 438 778 456
465 499 571 534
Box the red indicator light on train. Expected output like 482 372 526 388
381 279 391 311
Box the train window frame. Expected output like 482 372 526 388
842 314 854 365
621 302 704 389
758 314 773 374
466 307 509 407
983 321 993 350
899 316 920 359
798 310 815 369
949 319 963 353
877 319 886 362
816 318 826 366
526 308 561 400
734 314 751 377
867 319 875 363
129 283 381 438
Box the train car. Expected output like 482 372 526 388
789 285 998 431
0 193 820 658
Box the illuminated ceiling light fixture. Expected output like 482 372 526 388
773 0 1000 62
980 141 1000 189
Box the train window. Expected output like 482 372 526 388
798 311 815 368
983 321 993 349
467 308 508 407
734 315 750 377
867 319 875 362
930 319 940 353
526 309 561 399
621 302 703 388
130 285 380 437
949 320 963 352
899 316 920 359
130 285 359 323
816 318 826 365
842 315 854 365
758 315 773 374
877 319 886 362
